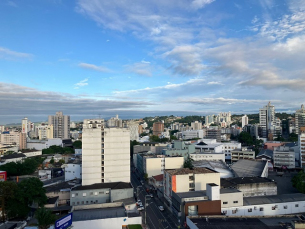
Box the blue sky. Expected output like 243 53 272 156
1 0 305 124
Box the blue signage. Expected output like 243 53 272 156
55 213 73 229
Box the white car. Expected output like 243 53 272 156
137 200 142 205
158 206 164 211
137 204 144 211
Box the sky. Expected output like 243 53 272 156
1 0 305 124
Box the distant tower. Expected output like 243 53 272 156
259 102 275 138
22 118 28 134
48 111 70 139
296 104 305 135
241 115 248 128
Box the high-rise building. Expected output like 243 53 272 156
82 119 130 186
126 121 139 141
241 115 248 128
296 104 305 135
48 111 70 139
259 102 275 138
22 118 28 134
37 124 53 140
153 122 164 136
299 128 305 168
19 133 27 150
107 114 122 128
191 121 202 130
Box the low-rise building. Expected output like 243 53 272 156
162 141 196 159
0 153 26 165
231 160 268 178
70 182 133 206
181 130 204 140
221 177 277 197
231 148 255 163
64 159 82 181
164 167 220 203
273 146 295 169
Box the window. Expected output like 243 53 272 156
248 208 252 212
81 201 84 204
95 192 98 196
260 207 264 211
83 193 86 197
233 201 238 203
72 202 75 205
223 202 228 205
272 206 276 210
99 191 104 194
75 193 78 196
71 194 75 198
77 202 79 205
232 209 237 214
106 191 109 194
295 204 299 207
90 192 93 195
284 205 287 209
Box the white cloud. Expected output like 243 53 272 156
179 97 280 105
0 47 32 60
7 1 17 7
207 81 222 85
74 78 89 89
78 63 110 72
125 62 152 77
190 0 215 9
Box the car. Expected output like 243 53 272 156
137 200 142 205
158 206 164 211
141 180 144 185
137 206 144 211
149 193 153 198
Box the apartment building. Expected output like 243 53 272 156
273 146 295 169
299 130 305 167
296 105 305 135
153 122 164 136
231 148 255 163
82 119 130 186
48 111 70 139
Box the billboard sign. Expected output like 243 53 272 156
0 171 7 181
55 213 73 229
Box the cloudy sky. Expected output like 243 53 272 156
1 0 305 124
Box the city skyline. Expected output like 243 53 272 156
1 0 305 124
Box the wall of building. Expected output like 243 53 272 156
111 188 133 202
72 216 142 229
194 173 220 191
144 157 162 177
185 200 221 217
46 191 70 205
23 150 42 157
220 192 243 208
236 182 277 197
165 157 184 170
65 164 82 181
222 200 305 216
70 188 111 206
176 174 191 193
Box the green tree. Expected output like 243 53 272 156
183 155 194 169
50 157 55 164
35 208 57 229
149 135 160 142
4 151 15 155
289 133 298 142
0 181 18 221
58 159 65 165
292 171 305 193
72 140 82 149
275 134 285 142
143 173 148 182
170 135 178 140
130 140 140 159
238 132 254 146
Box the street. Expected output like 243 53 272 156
131 171 180 229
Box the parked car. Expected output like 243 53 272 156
158 206 164 211
149 193 153 198
137 204 144 211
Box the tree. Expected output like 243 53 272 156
58 159 65 165
50 157 55 164
170 135 178 140
289 133 298 142
4 151 15 155
130 140 140 159
275 134 285 142
292 171 305 193
0 181 18 221
72 140 82 149
35 208 56 229
143 173 148 182
238 132 254 146
183 155 194 169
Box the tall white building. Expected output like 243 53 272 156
296 105 305 135
22 117 29 134
48 111 70 139
241 115 248 128
107 114 122 128
37 124 53 140
259 102 275 138
299 131 305 168
126 121 139 141
82 119 130 186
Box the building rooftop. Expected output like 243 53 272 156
221 177 275 188
72 182 132 191
188 217 284 229
243 193 305 206
73 206 126 221
152 174 163 181
256 149 273 158
45 179 81 193
47 196 59 204
220 188 242 194
165 167 217 175
231 160 267 177
193 160 234 179
1 153 26 159
176 190 207 199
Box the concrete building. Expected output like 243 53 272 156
231 160 268 178
48 111 70 139
295 104 305 135
221 177 277 197
190 152 225 162
0 153 26 165
241 115 248 128
192 160 234 178
126 121 139 141
65 160 82 181
220 189 243 208
153 121 164 136
205 128 221 142
133 142 167 166
19 132 27 150
273 146 295 169
82 119 130 186
191 121 202 130
143 155 184 177
243 124 259 139
231 148 255 163
181 130 204 140
217 112 232 126
70 182 133 206
27 138 63 150
164 167 220 203
37 124 53 140
21 117 29 134
259 102 281 138
107 115 122 128
0 131 20 146
162 141 196 159
299 131 305 167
